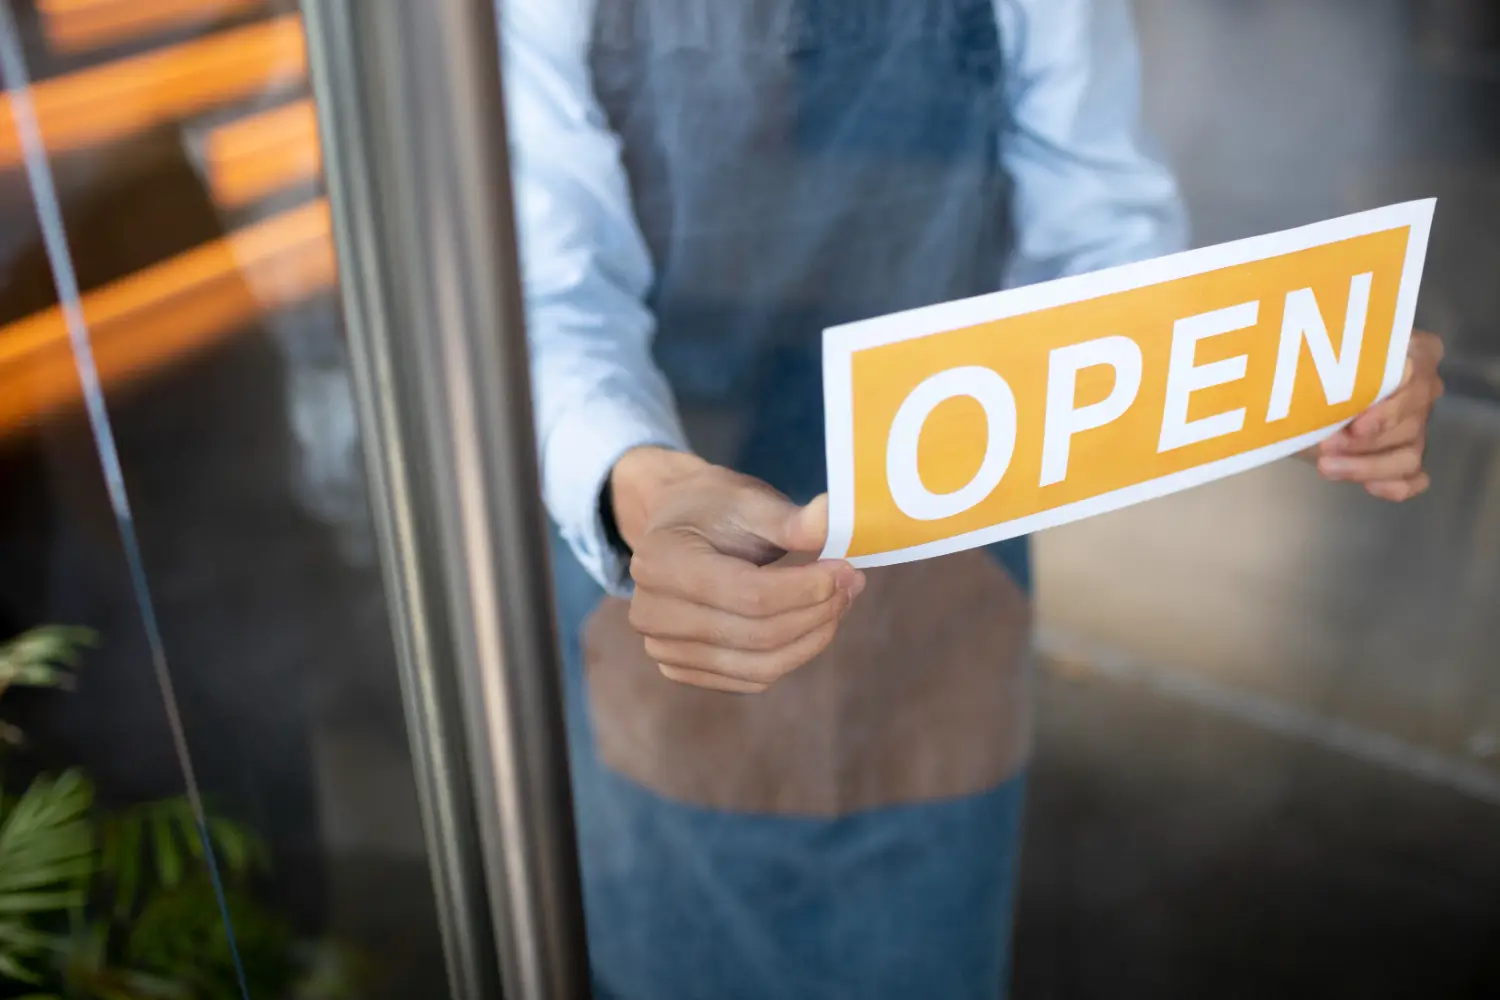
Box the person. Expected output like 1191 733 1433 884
501 0 1446 996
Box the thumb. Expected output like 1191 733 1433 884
757 493 830 555
730 489 830 557
787 494 831 553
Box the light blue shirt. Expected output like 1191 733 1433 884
502 0 1189 592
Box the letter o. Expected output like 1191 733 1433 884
886 366 1018 522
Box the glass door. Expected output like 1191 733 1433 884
0 1 585 997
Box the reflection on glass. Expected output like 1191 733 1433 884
509 0 1498 997
0 2 443 997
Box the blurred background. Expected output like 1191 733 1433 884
0 1 441 995
1018 1 1500 996
0 0 1493 997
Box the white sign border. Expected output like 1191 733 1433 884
821 199 1436 568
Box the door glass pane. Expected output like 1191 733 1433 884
1027 1 1500 995
0 3 446 997
505 0 1500 996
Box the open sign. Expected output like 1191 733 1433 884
821 200 1434 567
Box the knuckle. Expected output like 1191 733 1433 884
1390 416 1422 443
740 623 778 652
698 643 739 676
1373 477 1426 503
628 552 658 588
695 572 736 611
745 661 786 687
700 620 733 647
658 664 705 689
769 623 839 681
729 672 775 694
809 620 841 656
736 586 769 617
765 616 810 651
714 620 759 652
757 657 797 685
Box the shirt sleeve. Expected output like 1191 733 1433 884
500 0 688 594
995 0 1190 287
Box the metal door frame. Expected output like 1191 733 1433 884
298 3 591 998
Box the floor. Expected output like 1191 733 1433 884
1014 659 1500 1000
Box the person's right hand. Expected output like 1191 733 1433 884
609 447 866 693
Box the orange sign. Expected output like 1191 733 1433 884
821 201 1434 566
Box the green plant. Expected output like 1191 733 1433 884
0 627 94 693
0 627 93 749
0 769 94 987
0 628 365 1000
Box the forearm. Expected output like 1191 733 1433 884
505 0 690 590
999 0 1188 287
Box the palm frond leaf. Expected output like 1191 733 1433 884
0 628 96 695
0 772 95 917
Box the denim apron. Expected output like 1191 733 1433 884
551 1 1034 996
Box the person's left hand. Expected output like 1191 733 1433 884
1311 330 1445 501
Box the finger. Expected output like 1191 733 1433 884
632 541 851 617
731 491 830 556
630 590 849 652
1339 343 1444 445
1410 329 1446 366
780 494 831 555
657 665 770 694
1321 414 1425 456
1342 382 1429 444
1341 394 1404 444
1318 447 1423 483
645 618 842 686
1365 472 1431 503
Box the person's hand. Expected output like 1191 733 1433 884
609 447 866 693
1310 330 1445 501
